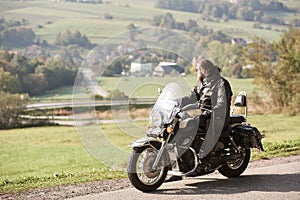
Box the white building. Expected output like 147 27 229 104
130 59 153 76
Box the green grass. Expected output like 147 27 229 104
0 126 128 193
33 76 256 101
248 114 300 160
32 86 75 100
0 127 102 179
99 76 255 97
31 85 92 101
0 0 294 44
0 114 299 193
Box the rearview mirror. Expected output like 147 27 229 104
157 88 162 95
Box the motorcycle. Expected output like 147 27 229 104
127 82 264 192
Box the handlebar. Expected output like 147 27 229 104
181 103 200 111
181 103 213 113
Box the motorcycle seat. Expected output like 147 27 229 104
230 114 246 124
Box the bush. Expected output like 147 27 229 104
0 92 28 129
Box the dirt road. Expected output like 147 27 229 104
71 156 300 200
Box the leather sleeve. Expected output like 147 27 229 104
180 90 198 108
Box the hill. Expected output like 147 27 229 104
0 0 299 44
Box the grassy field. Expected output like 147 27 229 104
0 114 299 193
34 76 256 100
100 76 256 97
1 0 297 44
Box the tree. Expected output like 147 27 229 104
206 40 242 77
242 27 300 110
55 29 92 48
1 27 35 47
127 24 138 41
39 56 77 90
231 63 243 78
0 68 21 93
0 91 28 129
160 13 176 29
22 73 48 96
236 7 254 21
104 59 123 76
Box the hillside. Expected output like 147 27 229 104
0 0 299 44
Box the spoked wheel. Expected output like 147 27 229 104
127 147 169 192
218 147 250 177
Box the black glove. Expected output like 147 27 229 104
200 111 211 121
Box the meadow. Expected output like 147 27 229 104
99 76 256 97
35 76 256 100
1 0 298 44
0 114 299 193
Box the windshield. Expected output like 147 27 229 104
149 83 182 126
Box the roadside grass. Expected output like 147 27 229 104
0 126 127 194
248 114 300 160
0 114 299 194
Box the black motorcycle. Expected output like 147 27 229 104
127 83 264 192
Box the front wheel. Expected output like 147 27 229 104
127 147 169 192
218 148 250 178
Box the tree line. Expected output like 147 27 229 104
0 18 93 49
155 0 298 26
0 50 77 96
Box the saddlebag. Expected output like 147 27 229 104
231 125 264 150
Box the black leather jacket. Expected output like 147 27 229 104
181 75 233 132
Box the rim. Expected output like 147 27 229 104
136 148 165 185
227 149 246 170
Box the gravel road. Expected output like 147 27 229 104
1 155 299 200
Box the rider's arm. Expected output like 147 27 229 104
180 91 198 108
214 81 227 111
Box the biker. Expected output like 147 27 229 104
166 59 232 182
183 59 233 151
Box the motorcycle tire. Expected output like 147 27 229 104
127 147 169 192
218 148 250 178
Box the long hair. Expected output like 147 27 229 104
200 59 219 75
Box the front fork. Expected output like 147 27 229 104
151 134 171 171
151 118 179 171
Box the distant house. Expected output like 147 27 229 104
231 38 247 45
153 62 184 77
129 58 153 76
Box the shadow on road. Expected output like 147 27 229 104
153 173 300 195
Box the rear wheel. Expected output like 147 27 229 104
218 148 250 177
127 147 169 192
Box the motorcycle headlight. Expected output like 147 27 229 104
150 110 163 127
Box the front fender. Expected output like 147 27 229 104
129 137 162 149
